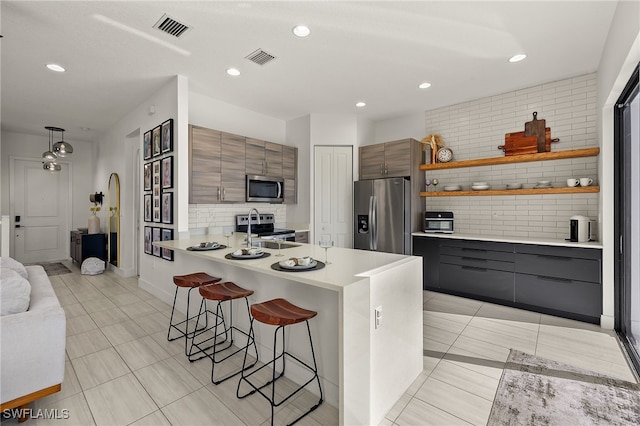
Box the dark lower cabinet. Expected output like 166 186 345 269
70 231 106 265
413 236 602 324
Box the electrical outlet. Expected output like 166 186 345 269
374 306 382 329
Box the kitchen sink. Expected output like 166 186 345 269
250 241 300 250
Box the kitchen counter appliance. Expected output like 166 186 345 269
569 215 595 242
235 213 295 241
354 178 411 254
424 211 454 233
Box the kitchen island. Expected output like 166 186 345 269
151 235 423 426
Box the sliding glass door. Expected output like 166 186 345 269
615 64 640 374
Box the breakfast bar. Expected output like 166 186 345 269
151 235 423 426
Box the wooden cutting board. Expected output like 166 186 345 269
524 112 547 153
499 128 559 156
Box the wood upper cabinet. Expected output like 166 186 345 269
246 138 283 177
359 143 386 179
220 132 246 202
265 142 283 177
189 125 222 203
359 139 420 179
282 145 297 203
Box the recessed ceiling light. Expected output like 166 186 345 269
508 54 527 63
356 102 366 108
418 82 432 89
46 64 66 72
226 68 240 76
292 25 310 37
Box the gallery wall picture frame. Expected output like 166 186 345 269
152 227 161 257
143 162 152 191
152 125 162 157
144 226 152 254
161 192 173 224
143 130 152 160
161 156 173 189
144 194 152 222
161 119 173 154
153 160 161 222
161 228 174 261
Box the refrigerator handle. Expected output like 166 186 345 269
370 195 377 250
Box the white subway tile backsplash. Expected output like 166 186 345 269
424 73 599 240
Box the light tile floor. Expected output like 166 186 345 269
2 263 637 425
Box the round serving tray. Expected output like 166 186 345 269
270 260 325 272
224 252 271 260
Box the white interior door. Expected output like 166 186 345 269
314 146 353 247
11 158 70 263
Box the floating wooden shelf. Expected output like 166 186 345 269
420 186 600 197
419 147 600 171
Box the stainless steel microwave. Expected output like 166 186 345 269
246 175 284 203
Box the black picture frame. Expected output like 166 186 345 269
152 160 161 222
144 194 152 222
152 125 161 157
143 162 152 191
152 227 161 257
143 130 152 160
161 156 173 189
161 118 173 154
144 226 152 254
161 228 174 261
161 192 173 224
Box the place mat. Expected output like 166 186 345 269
224 252 271 260
488 349 640 425
270 260 325 272
187 244 227 251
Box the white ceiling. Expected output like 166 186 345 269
1 1 618 143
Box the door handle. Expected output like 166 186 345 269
15 224 21 228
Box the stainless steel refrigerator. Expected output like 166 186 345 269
354 178 410 254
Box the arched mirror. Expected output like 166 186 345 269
107 173 120 267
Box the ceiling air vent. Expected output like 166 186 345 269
153 14 190 38
245 49 277 66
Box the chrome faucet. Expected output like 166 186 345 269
246 208 260 248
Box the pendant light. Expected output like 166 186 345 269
42 126 58 162
52 127 73 157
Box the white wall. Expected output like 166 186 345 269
423 74 599 240
286 114 311 225
371 111 425 145
596 0 640 329
1 130 96 236
95 76 184 277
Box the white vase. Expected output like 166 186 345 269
88 214 100 234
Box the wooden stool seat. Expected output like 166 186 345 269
250 298 317 326
173 272 221 288
199 282 254 301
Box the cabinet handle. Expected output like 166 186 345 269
461 266 487 272
536 254 571 261
461 247 487 252
222 188 226 201
217 187 221 200
461 257 487 262
536 275 573 283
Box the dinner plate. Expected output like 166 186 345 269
270 260 326 272
225 252 270 260
187 244 226 251
279 260 318 270
471 185 490 190
443 185 462 191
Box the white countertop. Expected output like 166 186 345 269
412 232 603 249
155 235 415 292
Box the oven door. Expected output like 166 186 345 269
246 175 284 203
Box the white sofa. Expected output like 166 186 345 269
1 265 66 421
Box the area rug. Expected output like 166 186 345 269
29 262 72 276
488 349 640 425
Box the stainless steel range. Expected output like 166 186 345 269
234 214 296 241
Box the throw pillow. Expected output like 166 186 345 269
0 256 28 279
0 268 31 315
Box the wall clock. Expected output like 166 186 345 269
436 147 453 163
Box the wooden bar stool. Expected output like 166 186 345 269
167 272 221 355
188 282 259 384
237 298 323 426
